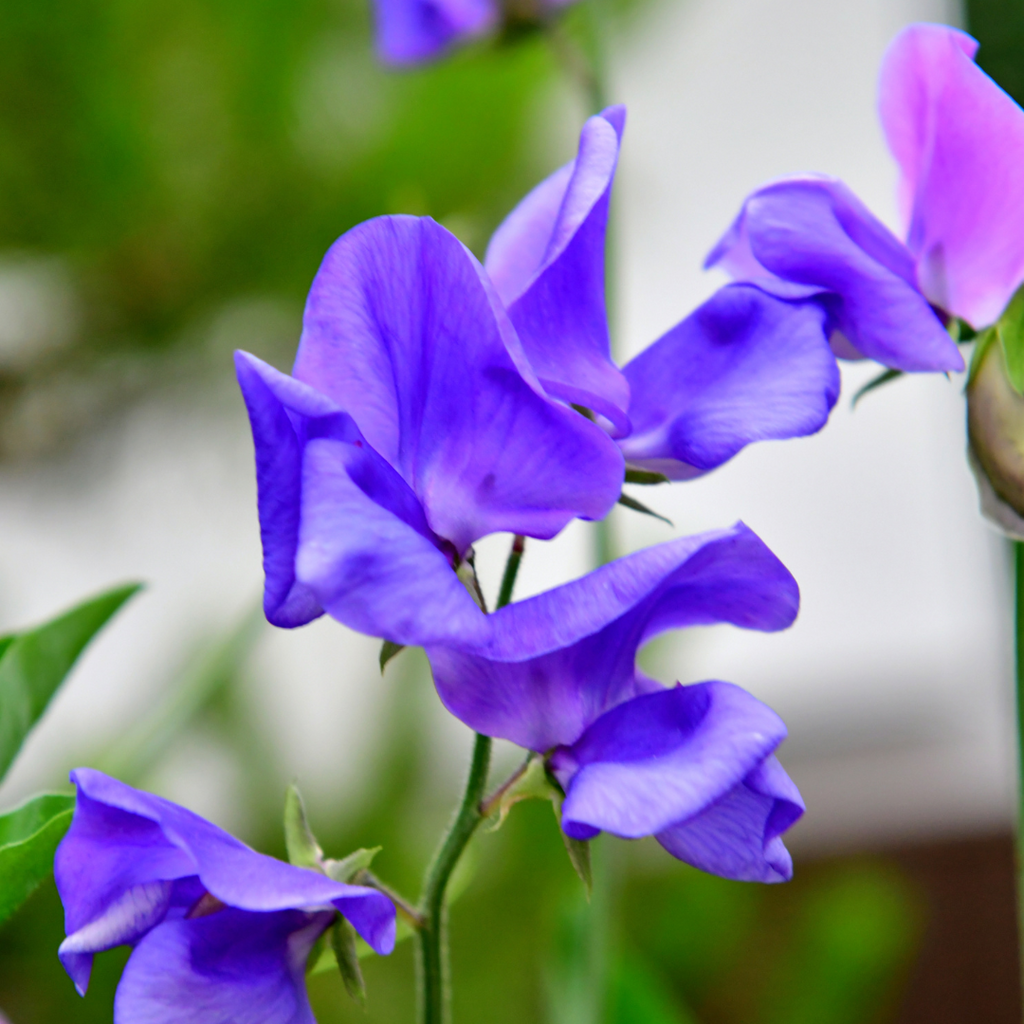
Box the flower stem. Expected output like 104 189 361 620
415 537 525 1023
1014 541 1024 1000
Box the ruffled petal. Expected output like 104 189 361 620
485 108 631 432
114 908 329 1024
707 177 961 372
880 24 1024 327
656 754 804 883
373 0 495 65
551 683 788 840
426 522 798 749
618 285 839 479
293 215 623 552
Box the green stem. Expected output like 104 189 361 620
1014 541 1024 1001
415 539 525 1024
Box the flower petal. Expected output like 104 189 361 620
293 215 623 552
426 522 798 749
656 754 804 882
372 0 495 65
552 682 788 840
113 908 329 1024
880 24 1024 327
617 284 839 479
707 177 962 372
484 108 631 432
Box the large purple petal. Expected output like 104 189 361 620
617 285 839 480
880 24 1024 328
484 108 631 432
426 522 798 749
550 683 788 841
707 177 962 372
114 908 329 1024
656 754 804 883
293 215 623 552
373 0 495 65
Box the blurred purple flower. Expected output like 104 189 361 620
708 23 1024 371
236 214 622 646
55 769 395 1023
373 0 496 64
486 106 840 479
427 522 804 881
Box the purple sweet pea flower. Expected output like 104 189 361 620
426 521 804 881
708 23 1024 371
486 106 841 477
236 213 623 646
373 0 495 65
55 768 395 1023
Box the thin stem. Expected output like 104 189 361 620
1014 541 1024 999
479 753 535 819
496 535 525 609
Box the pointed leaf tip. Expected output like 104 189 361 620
332 915 367 1006
379 640 405 673
283 784 322 871
324 846 381 884
624 468 670 485
851 368 903 408
617 492 673 527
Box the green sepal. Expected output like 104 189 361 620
617 492 672 527
309 917 417 974
0 792 75 925
967 325 998 387
379 640 405 673
0 583 142 780
998 283 1024 394
552 800 592 899
324 846 381 884
624 468 670 486
283 784 323 871
332 914 367 1006
484 757 556 832
850 368 904 408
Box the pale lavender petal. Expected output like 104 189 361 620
485 108 631 432
293 215 622 552
707 177 962 372
656 754 804 883
880 23 1024 327
113 908 330 1024
552 682 788 839
427 522 798 749
618 285 839 480
373 0 495 65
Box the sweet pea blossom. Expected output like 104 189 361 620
707 23 1024 373
486 106 840 479
236 214 623 648
55 769 395 1024
427 522 804 882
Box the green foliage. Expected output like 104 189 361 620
0 793 75 925
851 367 904 408
617 491 672 527
623 468 670 485
995 284 1024 394
284 782 324 870
332 914 368 1005
608 954 698 1024
379 640 406 673
0 582 140 779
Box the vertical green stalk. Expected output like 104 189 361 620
1014 541 1024 1002
416 537 526 1024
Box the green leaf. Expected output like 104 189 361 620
0 792 75 925
0 583 141 780
999 283 1024 394
331 914 367 1006
283 784 322 871
851 368 903 408
324 846 381 884
617 492 673 527
551 801 592 898
379 640 405 673
624 468 670 485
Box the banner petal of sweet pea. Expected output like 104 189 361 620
551 683 788 840
293 215 622 553
484 108 631 432
427 522 798 749
113 908 328 1024
373 0 495 65
617 285 839 480
880 24 1024 328
708 178 961 372
656 754 804 883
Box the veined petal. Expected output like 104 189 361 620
426 522 798 749
618 285 839 479
113 908 331 1024
293 215 623 553
709 177 961 372
880 24 1024 327
485 108 631 432
373 0 495 65
552 682 789 839
656 754 804 882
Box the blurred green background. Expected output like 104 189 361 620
0 0 1021 1022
